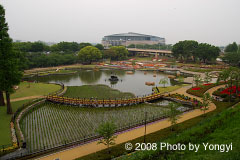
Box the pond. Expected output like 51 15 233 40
29 69 177 96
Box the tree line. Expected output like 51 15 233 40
172 40 220 63
12 42 106 69
13 41 105 53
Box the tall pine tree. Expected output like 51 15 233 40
0 4 22 114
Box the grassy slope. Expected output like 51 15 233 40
181 106 240 160
117 103 240 160
8 82 61 99
63 85 135 99
77 100 237 160
0 99 31 145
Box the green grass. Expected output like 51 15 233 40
7 82 61 99
63 85 135 99
153 84 189 94
0 99 33 146
119 104 240 160
77 97 237 160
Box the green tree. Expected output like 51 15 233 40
127 44 135 48
172 40 198 62
196 43 220 63
103 48 117 61
0 4 23 113
110 46 129 60
222 52 240 66
201 93 212 116
177 76 184 85
159 78 168 88
96 121 117 153
78 46 102 64
193 74 202 86
168 102 181 131
217 69 230 83
204 72 212 84
79 42 92 50
224 42 238 53
95 44 104 50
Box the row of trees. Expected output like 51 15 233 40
0 4 23 114
78 46 129 64
13 41 104 53
13 41 131 68
11 42 105 69
172 40 220 63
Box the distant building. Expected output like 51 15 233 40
102 32 165 48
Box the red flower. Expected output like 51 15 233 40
203 83 212 86
220 86 240 95
192 87 201 90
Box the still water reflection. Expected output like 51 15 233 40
31 69 174 96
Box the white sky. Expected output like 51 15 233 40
1 0 240 46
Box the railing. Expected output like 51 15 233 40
46 92 163 107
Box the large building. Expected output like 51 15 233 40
102 32 165 48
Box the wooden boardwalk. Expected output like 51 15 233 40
46 93 164 107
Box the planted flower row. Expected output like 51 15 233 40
187 82 225 97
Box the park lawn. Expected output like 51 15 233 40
7 82 61 100
153 84 189 94
63 85 135 99
0 99 32 146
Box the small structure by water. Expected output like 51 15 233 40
109 75 119 82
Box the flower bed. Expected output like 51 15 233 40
187 82 226 97
220 86 240 96
191 87 201 90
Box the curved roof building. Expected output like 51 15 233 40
102 32 165 48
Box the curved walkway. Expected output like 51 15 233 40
37 84 225 160
10 96 43 102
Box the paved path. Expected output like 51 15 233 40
10 96 43 102
37 84 225 160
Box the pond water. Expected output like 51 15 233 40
29 69 176 96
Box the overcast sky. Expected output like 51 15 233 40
1 0 240 46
